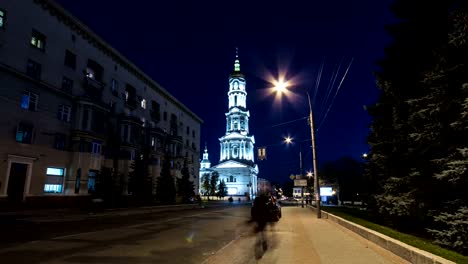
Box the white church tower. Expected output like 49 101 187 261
200 143 211 169
207 49 258 199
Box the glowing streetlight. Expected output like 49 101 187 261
273 80 322 218
284 136 293 144
274 80 288 93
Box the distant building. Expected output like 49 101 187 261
0 0 202 202
200 52 258 199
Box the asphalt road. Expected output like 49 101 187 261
0 204 408 264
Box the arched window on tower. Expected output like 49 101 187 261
240 116 245 129
234 95 237 106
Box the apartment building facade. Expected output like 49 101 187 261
0 0 202 202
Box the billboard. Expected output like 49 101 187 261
320 187 333 196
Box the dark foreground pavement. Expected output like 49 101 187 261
0 204 409 263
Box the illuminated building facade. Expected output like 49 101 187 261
200 52 258 198
0 0 202 203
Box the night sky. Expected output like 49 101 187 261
55 0 396 184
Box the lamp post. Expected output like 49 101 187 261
284 136 305 208
274 82 321 218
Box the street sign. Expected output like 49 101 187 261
294 179 307 187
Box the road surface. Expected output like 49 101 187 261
0 205 409 263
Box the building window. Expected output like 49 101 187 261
192 130 195 138
21 91 38 111
88 170 97 194
26 59 41 80
186 126 190 135
64 50 76 69
141 98 146 109
44 167 64 193
151 137 155 147
16 123 33 144
61 77 73 93
163 111 167 121
58 104 71 122
54 133 66 150
130 150 136 161
111 79 118 96
91 141 101 154
0 9 6 29
86 59 103 82
30 29 46 51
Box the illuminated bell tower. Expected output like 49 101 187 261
219 49 256 163
200 143 211 169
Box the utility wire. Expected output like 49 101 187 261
317 57 354 132
270 116 308 128
312 57 325 106
318 56 343 123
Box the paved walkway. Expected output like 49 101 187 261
203 206 409 264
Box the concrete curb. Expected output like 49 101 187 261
309 207 455 264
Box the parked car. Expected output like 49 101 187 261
251 195 282 222
279 197 300 206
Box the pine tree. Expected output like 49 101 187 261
367 0 468 252
177 162 195 203
201 173 211 198
217 180 227 198
209 171 219 197
425 4 468 253
156 155 176 204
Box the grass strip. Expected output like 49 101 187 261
323 207 468 263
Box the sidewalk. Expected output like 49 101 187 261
203 207 410 264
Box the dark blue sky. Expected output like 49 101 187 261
56 0 396 184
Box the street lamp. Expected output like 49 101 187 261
284 136 305 208
274 81 321 218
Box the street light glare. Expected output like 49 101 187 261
274 80 288 93
284 136 293 144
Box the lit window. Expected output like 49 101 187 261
21 91 38 111
16 123 33 144
151 137 155 147
91 141 101 154
85 68 95 79
141 98 146 109
0 9 6 29
58 104 71 122
31 29 46 51
44 167 64 193
88 170 97 194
